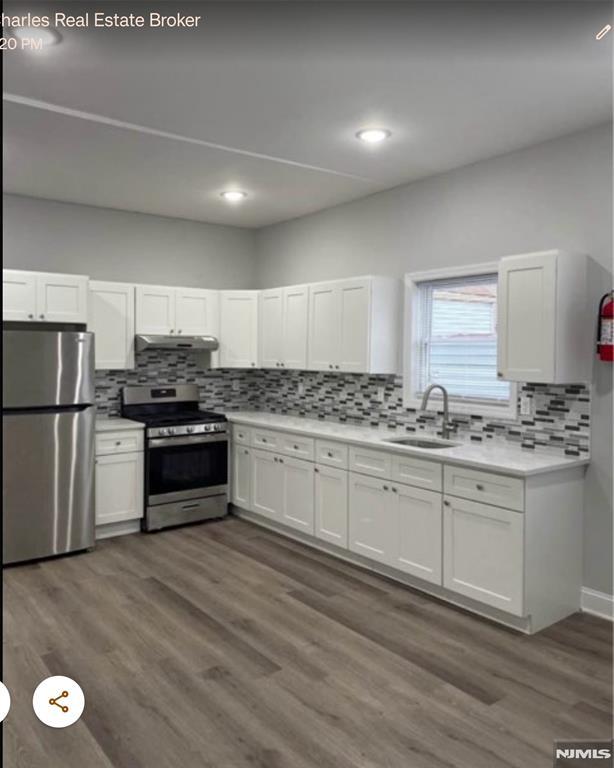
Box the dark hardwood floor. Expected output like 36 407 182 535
3 516 612 768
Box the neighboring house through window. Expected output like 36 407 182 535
405 263 517 418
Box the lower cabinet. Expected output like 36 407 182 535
443 495 524 616
314 464 348 547
281 456 315 534
348 474 394 565
393 483 442 585
251 448 284 521
232 444 252 510
95 451 144 526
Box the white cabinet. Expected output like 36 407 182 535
95 452 144 526
219 290 259 368
281 456 315 534
251 448 284 520
308 276 401 374
443 494 524 615
497 250 590 383
393 483 442 585
348 473 394 565
3 269 88 324
136 285 176 334
259 285 308 370
232 443 252 510
89 281 135 370
315 464 348 547
175 287 219 336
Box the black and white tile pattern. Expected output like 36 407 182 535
95 354 590 457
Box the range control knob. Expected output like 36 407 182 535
167 427 175 435
186 426 195 434
158 428 169 436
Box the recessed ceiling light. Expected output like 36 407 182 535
12 27 62 47
356 128 391 144
220 190 248 203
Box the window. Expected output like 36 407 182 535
405 264 516 417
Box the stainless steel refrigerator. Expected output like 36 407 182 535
3 329 96 564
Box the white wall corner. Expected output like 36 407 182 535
581 587 614 621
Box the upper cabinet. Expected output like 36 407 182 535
135 285 218 336
259 284 309 370
219 290 259 368
3 270 88 324
89 281 135 370
308 276 401 374
497 250 590 384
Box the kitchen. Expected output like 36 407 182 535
2 2 613 767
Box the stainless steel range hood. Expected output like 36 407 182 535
135 335 219 353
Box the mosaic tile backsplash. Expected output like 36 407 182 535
96 352 590 457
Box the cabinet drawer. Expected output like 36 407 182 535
444 465 524 512
281 433 315 461
252 428 283 452
233 425 251 446
349 446 391 479
316 440 348 469
96 430 144 456
390 454 442 492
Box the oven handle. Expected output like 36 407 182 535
148 434 228 448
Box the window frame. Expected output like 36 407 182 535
404 262 518 419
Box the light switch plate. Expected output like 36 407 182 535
298 381 305 396
377 386 386 403
232 379 240 392
520 395 532 416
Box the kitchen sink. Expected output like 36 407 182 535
382 436 459 449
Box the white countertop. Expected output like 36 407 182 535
95 417 144 433
225 411 589 477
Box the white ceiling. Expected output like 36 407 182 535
3 2 612 228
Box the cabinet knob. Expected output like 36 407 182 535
383 485 389 491
293 444 299 450
115 441 121 446
276 362 279 367
476 484 485 491
170 329 174 334
281 363 285 367
279 458 284 464
28 314 34 319
444 500 450 507
39 314 45 320
497 372 503 378
244 449 249 455
262 438 267 443
392 487 397 493
314 467 319 473
273 457 278 462
335 365 340 370
178 329 182 334
329 364 333 369
251 362 255 367
327 451 333 457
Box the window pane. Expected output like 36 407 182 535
418 275 510 403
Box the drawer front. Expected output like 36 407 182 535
233 425 251 446
281 433 315 461
315 439 348 469
252 428 283 452
96 430 144 456
349 446 391 479
444 465 524 512
390 454 442 492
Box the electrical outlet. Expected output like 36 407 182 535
520 395 532 416
377 386 386 403
298 381 305 396
232 379 240 392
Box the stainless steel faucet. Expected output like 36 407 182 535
420 384 451 439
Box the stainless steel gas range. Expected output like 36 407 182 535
121 384 228 531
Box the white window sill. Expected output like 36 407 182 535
403 395 518 421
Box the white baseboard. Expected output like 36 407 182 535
96 519 141 540
581 587 614 621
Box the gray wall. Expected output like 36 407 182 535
256 123 613 597
2 195 257 289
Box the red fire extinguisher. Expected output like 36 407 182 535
597 291 614 361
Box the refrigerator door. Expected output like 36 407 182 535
3 406 95 564
3 330 95 408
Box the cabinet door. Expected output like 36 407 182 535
135 285 176 335
443 495 524 615
251 448 284 521
348 473 393 565
281 456 315 534
498 252 557 382
338 278 370 372
392 483 442 585
282 285 308 369
37 273 88 323
89 281 135 370
2 270 37 321
175 288 219 337
232 444 252 510
259 289 284 368
308 283 340 371
219 291 259 368
315 465 348 547
95 452 144 526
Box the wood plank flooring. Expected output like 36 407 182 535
3 516 612 768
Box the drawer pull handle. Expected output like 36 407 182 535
476 484 485 491
182 503 200 510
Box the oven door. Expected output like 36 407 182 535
146 433 228 505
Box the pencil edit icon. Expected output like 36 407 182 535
49 690 69 713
